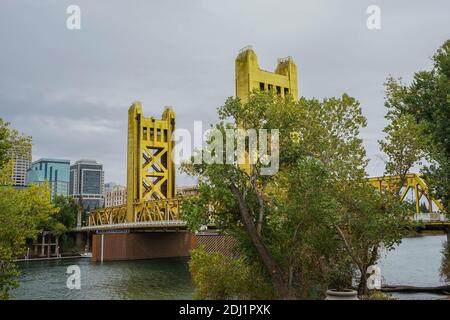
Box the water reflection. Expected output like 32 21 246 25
379 234 449 300
12 235 449 300
12 257 193 300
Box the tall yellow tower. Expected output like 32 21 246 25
235 47 298 173
235 46 298 102
126 102 176 222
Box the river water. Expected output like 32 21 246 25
11 235 449 300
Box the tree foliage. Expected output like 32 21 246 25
0 184 57 299
378 112 427 192
189 247 273 299
440 241 450 282
51 195 79 232
334 181 412 295
381 40 450 212
0 118 57 299
183 90 410 299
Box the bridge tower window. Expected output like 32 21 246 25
143 127 147 140
150 128 154 141
157 128 161 142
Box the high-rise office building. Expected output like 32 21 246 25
69 159 104 210
26 158 70 197
9 143 32 188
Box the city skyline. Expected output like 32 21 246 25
1 1 450 186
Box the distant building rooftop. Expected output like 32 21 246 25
31 158 70 165
75 159 99 165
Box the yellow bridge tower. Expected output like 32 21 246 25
235 46 298 173
126 102 176 222
235 45 298 102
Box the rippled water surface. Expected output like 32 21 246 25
378 234 449 300
12 257 193 300
11 235 449 300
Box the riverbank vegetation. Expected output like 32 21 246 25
0 120 58 300
380 40 450 212
379 40 450 286
182 90 412 299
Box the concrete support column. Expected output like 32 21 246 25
75 232 84 249
55 236 59 257
86 232 91 251
77 209 82 228
47 234 51 258
40 232 45 257
91 232 193 262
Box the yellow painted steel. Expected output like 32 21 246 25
89 204 127 226
235 46 298 103
235 47 298 173
85 48 446 230
87 102 178 228
134 198 182 223
368 173 444 213
126 102 176 222
88 198 182 227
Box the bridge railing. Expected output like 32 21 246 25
87 198 183 228
134 198 182 222
413 212 448 222
368 173 445 214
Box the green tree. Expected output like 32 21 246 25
0 119 57 299
48 195 80 251
52 195 79 231
0 184 57 299
378 112 427 193
0 119 32 185
440 241 450 282
333 181 412 295
189 247 273 299
182 91 379 299
267 158 351 298
0 119 12 169
382 40 450 212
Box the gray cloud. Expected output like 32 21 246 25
1 0 449 185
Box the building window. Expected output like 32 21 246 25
150 128 154 141
157 128 161 142
268 84 273 91
284 88 289 95
276 86 281 95
143 127 147 140
259 82 265 91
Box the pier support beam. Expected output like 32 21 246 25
40 232 45 257
91 232 194 262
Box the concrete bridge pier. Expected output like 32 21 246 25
91 232 194 262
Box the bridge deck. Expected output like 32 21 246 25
76 220 187 231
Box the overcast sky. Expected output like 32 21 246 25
1 0 449 186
